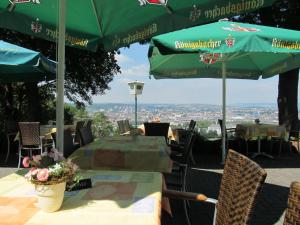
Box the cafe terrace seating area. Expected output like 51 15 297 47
0 119 299 225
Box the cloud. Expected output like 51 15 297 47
120 64 149 77
115 54 134 64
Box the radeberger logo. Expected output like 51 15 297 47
9 0 40 3
138 0 167 6
31 19 42 33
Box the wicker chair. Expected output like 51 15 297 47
18 122 42 168
74 121 85 146
283 181 300 225
163 149 267 225
51 129 78 158
79 126 94 146
144 122 170 143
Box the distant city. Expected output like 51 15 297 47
87 103 296 135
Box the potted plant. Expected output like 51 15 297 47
23 149 79 212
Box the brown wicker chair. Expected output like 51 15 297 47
163 149 267 225
283 181 300 225
18 122 42 168
74 121 85 146
79 126 94 146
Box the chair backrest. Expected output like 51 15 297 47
18 122 40 146
51 129 76 158
5 120 18 134
181 132 196 164
74 121 85 144
218 119 226 138
123 119 131 132
215 149 267 225
79 126 94 146
144 122 170 140
86 120 92 130
117 120 126 134
188 120 196 131
283 181 300 225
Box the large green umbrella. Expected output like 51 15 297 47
148 21 300 162
0 0 276 51
0 0 276 152
0 40 56 82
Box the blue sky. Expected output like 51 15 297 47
92 43 299 105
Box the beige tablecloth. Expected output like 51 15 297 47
236 123 288 140
70 136 173 173
0 170 166 225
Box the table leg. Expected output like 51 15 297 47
252 136 273 159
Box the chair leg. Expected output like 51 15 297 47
5 135 10 163
18 148 22 169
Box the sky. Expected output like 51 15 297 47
92 43 299 105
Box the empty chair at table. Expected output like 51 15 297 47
51 129 78 158
18 122 42 168
218 119 248 156
74 121 85 146
144 122 170 142
117 119 132 135
163 149 267 225
79 126 94 146
4 120 18 162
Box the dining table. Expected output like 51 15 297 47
69 135 173 173
235 123 287 158
0 169 169 225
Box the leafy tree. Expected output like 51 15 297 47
0 28 121 128
91 112 115 137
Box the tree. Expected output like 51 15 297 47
0 28 121 126
91 112 115 137
236 0 300 133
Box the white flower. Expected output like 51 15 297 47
48 163 62 174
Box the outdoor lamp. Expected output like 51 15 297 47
128 81 144 128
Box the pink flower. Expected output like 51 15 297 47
37 169 49 182
24 168 38 180
22 157 30 168
30 168 39 176
32 155 42 163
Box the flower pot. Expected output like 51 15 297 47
35 181 66 212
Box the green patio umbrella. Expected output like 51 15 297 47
0 0 276 51
0 0 276 152
0 40 56 82
148 21 300 162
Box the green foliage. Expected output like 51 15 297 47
196 120 213 129
0 28 120 129
198 128 219 139
91 112 115 137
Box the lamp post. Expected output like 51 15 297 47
128 81 144 128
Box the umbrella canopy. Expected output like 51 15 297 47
149 21 300 79
0 0 276 152
0 0 276 51
148 21 300 162
0 40 56 82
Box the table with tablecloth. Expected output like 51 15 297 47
235 123 287 140
69 136 173 173
0 169 169 225
235 123 287 158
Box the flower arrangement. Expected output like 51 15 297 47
23 149 79 187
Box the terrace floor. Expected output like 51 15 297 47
0 139 299 225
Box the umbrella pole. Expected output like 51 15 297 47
221 61 226 164
56 0 66 153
